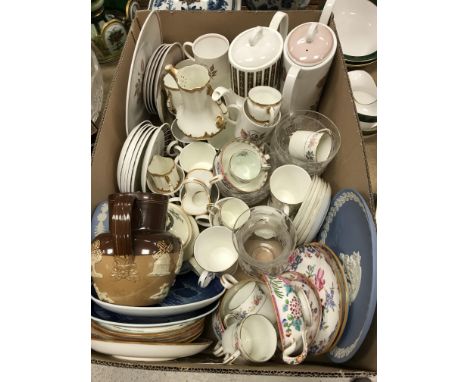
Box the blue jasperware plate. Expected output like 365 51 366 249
91 272 224 317
91 201 109 241
318 189 376 363
91 299 219 328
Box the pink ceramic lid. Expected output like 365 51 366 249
287 23 334 66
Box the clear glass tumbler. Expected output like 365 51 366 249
232 206 296 278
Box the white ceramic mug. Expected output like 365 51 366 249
171 178 214 216
197 197 250 229
147 155 182 193
281 20 338 113
269 164 312 216
170 142 217 173
247 86 282 124
213 315 277 364
288 129 332 162
194 226 239 287
183 33 230 89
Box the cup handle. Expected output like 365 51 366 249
223 349 241 365
206 203 220 215
209 174 224 185
198 270 215 288
182 42 195 61
169 196 182 204
281 65 300 116
166 141 183 157
282 331 309 365
223 313 238 328
220 274 239 289
212 86 231 104
213 341 224 357
195 214 211 228
268 11 289 41
268 107 275 124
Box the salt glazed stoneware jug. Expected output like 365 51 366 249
91 193 183 307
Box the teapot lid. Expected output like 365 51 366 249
287 23 334 67
229 26 283 70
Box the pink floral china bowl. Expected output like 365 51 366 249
287 242 348 355
262 274 309 365
280 271 322 348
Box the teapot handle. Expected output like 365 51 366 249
269 11 289 41
110 194 136 259
281 65 300 116
319 0 336 26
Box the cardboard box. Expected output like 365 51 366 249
91 10 376 378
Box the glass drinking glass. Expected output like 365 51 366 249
232 206 296 278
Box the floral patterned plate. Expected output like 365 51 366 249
92 272 224 317
287 242 347 355
126 11 163 134
318 189 376 363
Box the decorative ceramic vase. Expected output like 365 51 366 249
91 193 183 307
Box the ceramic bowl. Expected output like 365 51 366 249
286 242 348 355
262 274 309 365
334 0 377 63
348 70 377 121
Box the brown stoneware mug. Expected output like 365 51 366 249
91 193 183 307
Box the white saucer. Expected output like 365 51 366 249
304 183 331 243
140 124 167 191
126 11 162 135
128 125 157 192
91 338 212 362
297 177 324 243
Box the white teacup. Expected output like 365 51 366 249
213 315 277 364
171 178 214 216
171 142 217 173
182 33 230 89
220 275 276 326
247 86 282 124
269 164 312 217
229 149 270 184
147 155 182 193
194 226 239 287
288 129 332 162
196 197 250 229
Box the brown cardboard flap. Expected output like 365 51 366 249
91 10 376 374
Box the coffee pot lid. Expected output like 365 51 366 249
287 23 334 66
229 26 283 69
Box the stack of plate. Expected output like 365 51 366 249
292 176 331 245
91 272 224 361
116 121 169 192
318 189 377 363
334 0 377 67
142 43 184 123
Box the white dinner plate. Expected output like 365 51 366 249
122 124 154 192
155 43 184 123
147 44 170 114
296 176 321 240
304 182 331 244
140 124 167 191
293 175 316 228
143 45 166 114
128 125 157 192
91 338 212 361
126 11 163 135
298 178 325 244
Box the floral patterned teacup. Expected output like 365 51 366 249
213 315 277 364
262 274 309 365
287 243 347 355
221 276 275 327
280 271 322 348
209 309 226 343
